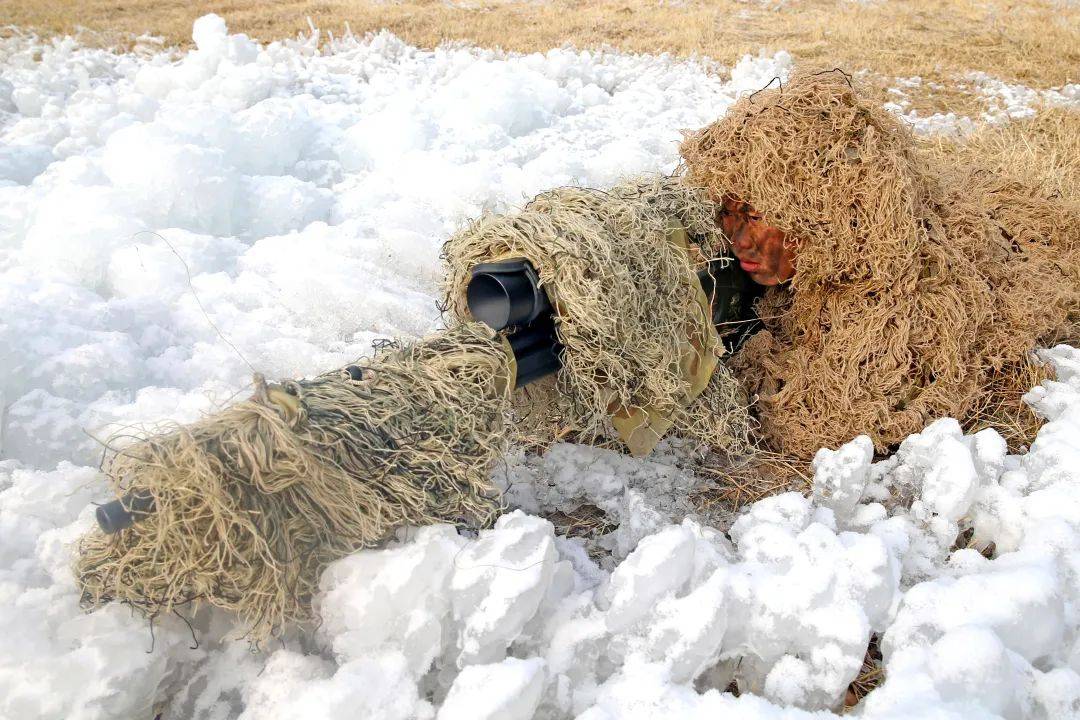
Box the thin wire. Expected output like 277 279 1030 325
133 230 257 375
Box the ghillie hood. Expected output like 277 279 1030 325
681 70 1080 457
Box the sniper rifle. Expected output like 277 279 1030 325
94 255 761 534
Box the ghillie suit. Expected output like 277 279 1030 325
680 70 1080 458
443 176 752 456
77 176 752 639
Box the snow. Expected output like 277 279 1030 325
883 73 1080 136
439 657 547 720
2 16 1080 720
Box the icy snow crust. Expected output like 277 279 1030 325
1 16 1079 719
882 74 1080 137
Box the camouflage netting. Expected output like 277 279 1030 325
76 323 514 639
680 70 1080 458
442 175 752 455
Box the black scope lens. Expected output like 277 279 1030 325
96 491 155 534
466 259 548 331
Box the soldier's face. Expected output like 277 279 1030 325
719 197 796 286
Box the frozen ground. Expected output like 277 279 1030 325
1 16 1079 720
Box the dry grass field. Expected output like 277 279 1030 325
4 0 1078 115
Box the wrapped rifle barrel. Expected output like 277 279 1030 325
76 175 756 639
78 323 518 637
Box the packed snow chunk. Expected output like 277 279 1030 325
433 62 568 142
189 13 259 71
11 85 45 117
594 521 733 690
21 185 141 289
812 435 874 525
450 511 561 665
863 621 1080 720
0 597 198 720
0 77 14 113
230 98 318 176
900 418 981 522
970 481 1027 553
170 638 278 720
542 603 607 708
927 626 1025 717
192 13 229 53
339 102 435 172
1029 666 1080 720
729 50 794 96
1024 348 1080 424
528 443 640 508
578 657 825 720
0 462 200 720
728 491 816 545
518 443 711 561
153 103 236 154
237 651 433 720
4 390 94 467
237 175 332 238
1020 347 1080 485
437 657 546 720
0 462 101 578
872 418 989 576
102 123 241 235
1042 345 1080 387
860 641 1002 719
885 557 1065 664
106 228 245 300
0 144 54 185
231 222 439 343
720 493 899 709
970 427 1008 483
603 521 697 632
588 137 660 186
316 524 465 676
578 659 720 720
641 565 728 684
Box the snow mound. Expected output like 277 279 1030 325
2 17 1079 720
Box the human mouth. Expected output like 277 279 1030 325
739 259 761 273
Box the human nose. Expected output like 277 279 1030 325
730 223 752 254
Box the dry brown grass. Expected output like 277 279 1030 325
844 634 884 711
543 502 617 561
965 358 1051 453
691 450 811 513
864 77 991 125
924 107 1080 204
3 0 1077 116
544 502 617 539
